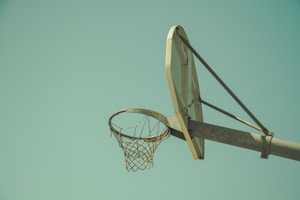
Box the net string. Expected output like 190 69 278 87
110 114 169 171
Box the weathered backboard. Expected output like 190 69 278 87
166 25 204 159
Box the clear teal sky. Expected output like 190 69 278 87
1 0 300 199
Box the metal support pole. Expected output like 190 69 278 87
170 120 300 161
189 120 300 161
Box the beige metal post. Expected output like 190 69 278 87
169 119 300 161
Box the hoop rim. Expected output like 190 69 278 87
108 108 170 141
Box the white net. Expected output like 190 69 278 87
109 109 170 172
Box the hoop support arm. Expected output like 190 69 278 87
189 120 300 161
170 119 300 161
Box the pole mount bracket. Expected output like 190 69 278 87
261 134 273 159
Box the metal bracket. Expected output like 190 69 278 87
261 135 273 159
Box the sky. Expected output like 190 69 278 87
0 0 300 199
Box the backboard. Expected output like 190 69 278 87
165 25 204 159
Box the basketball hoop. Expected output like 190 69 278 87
108 108 170 172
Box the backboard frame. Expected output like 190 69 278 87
165 25 204 159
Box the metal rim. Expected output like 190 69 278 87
108 108 170 141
